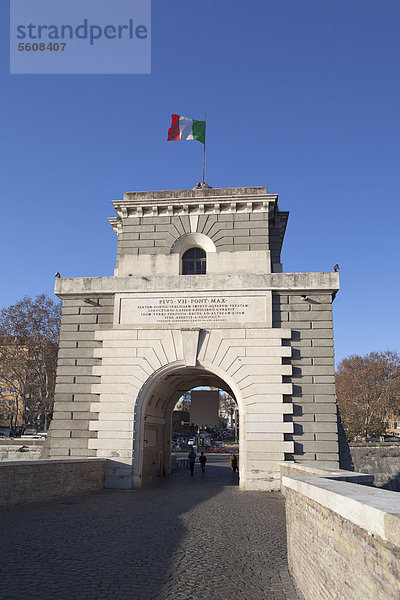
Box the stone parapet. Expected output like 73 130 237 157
0 459 106 509
349 442 400 490
112 186 278 218
0 440 44 461
281 462 400 600
280 461 374 484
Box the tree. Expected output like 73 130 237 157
0 294 61 435
336 351 400 440
219 391 237 427
176 390 191 412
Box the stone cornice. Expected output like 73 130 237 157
111 186 279 220
108 217 122 234
55 272 339 297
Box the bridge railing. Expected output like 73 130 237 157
280 462 400 600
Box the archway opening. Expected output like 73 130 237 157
172 387 238 450
139 366 240 486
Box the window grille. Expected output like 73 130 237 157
182 248 206 275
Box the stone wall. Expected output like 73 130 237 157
111 187 289 276
112 186 281 257
0 440 44 461
116 212 271 256
281 463 400 600
0 458 106 508
273 292 339 468
91 324 294 490
50 271 340 490
350 442 400 490
45 295 114 459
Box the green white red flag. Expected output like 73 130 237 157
168 114 205 144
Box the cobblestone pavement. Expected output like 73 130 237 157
0 456 302 600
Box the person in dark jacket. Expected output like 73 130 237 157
230 453 238 473
188 449 197 476
199 451 207 475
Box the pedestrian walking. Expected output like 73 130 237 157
199 451 207 475
230 452 238 473
188 448 197 476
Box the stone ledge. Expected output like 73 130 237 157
0 439 44 446
350 441 400 448
122 185 271 198
0 457 104 467
280 461 373 483
55 272 340 297
280 462 400 546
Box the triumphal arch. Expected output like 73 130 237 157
48 185 340 490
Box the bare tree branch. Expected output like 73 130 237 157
0 295 61 435
336 350 400 440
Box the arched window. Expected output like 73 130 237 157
182 247 206 275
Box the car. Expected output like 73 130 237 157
24 426 38 435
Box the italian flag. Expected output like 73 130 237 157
168 114 205 144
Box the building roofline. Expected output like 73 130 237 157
111 186 280 221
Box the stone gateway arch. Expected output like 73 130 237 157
47 185 340 490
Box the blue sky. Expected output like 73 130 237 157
1 0 399 364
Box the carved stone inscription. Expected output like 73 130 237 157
118 294 269 325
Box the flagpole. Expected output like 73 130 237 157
202 112 207 184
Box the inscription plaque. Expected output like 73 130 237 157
117 293 270 326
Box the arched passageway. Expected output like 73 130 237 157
134 365 240 486
83 325 293 491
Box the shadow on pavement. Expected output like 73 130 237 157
0 456 299 600
0 457 236 600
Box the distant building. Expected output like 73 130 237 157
0 384 22 429
385 415 400 437
172 410 191 434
